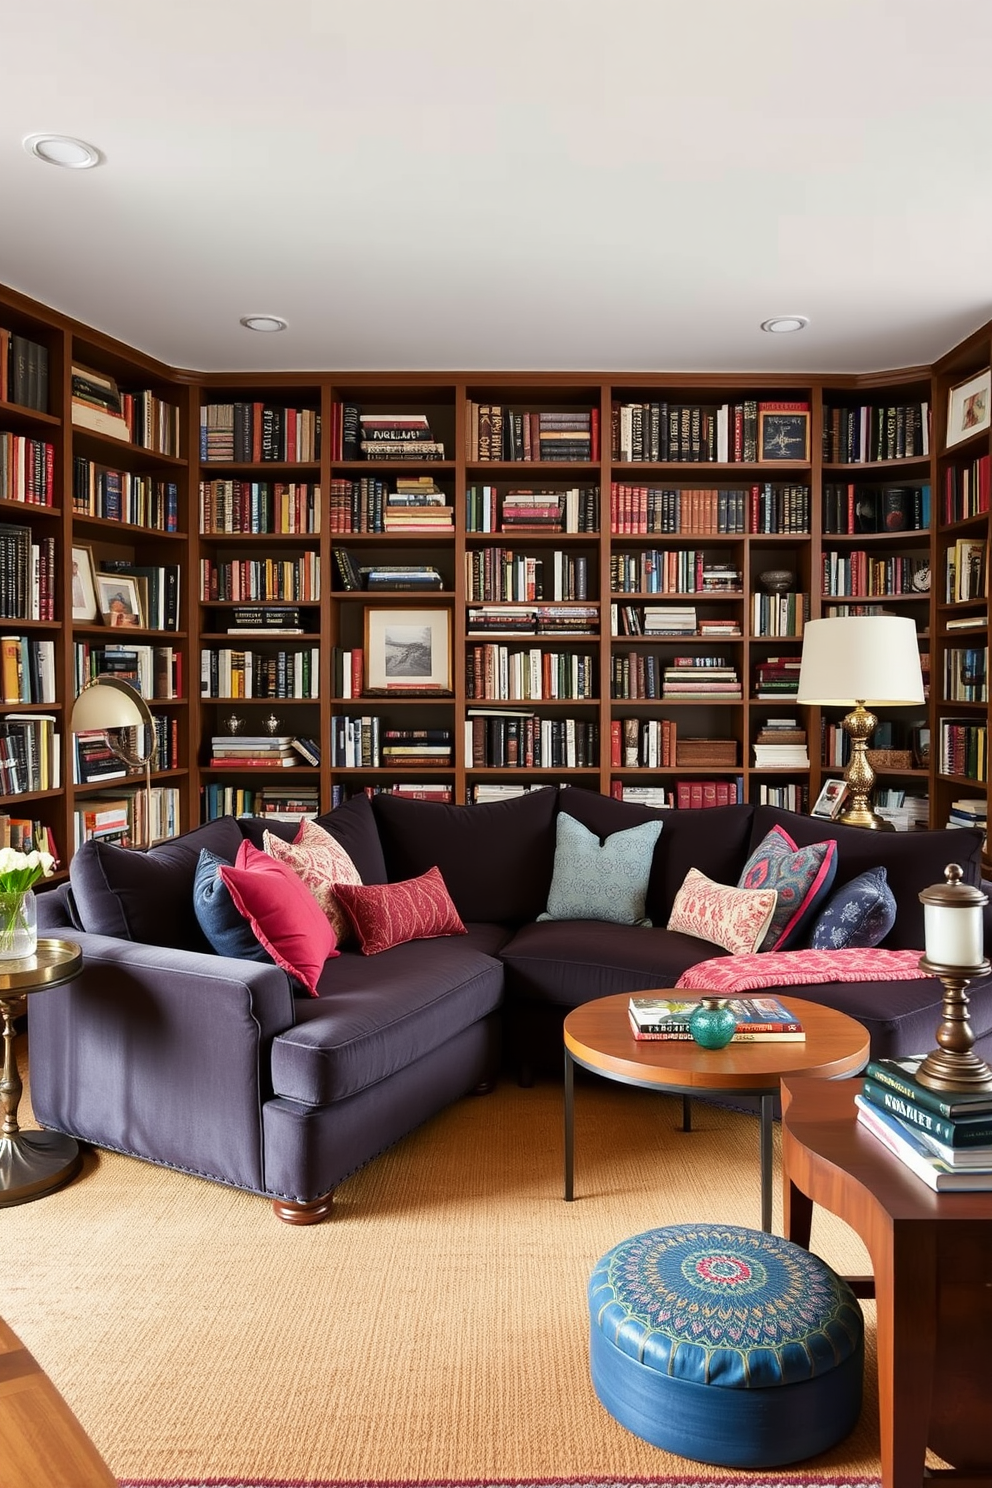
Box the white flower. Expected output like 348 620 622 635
0 848 56 894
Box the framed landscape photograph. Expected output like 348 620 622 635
810 778 849 820
946 367 992 448
71 544 99 622
96 572 144 628
758 409 810 462
364 607 452 692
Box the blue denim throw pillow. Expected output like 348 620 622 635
192 847 273 963
538 812 663 926
808 866 897 950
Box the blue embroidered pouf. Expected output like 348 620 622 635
588 1223 864 1468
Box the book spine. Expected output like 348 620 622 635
862 1078 992 1147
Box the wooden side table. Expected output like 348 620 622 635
0 938 83 1207
781 1075 992 1488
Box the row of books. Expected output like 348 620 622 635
610 399 808 465
0 635 56 704
821 402 930 464
198 480 320 535
202 783 319 821
0 812 58 858
941 454 989 524
72 786 179 849
465 485 600 534
608 482 811 536
73 458 179 531
756 782 809 811
0 433 55 505
465 548 592 603
0 714 59 794
856 1054 992 1191
333 548 444 593
466 646 597 702
821 551 931 599
330 719 453 770
610 717 680 769
73 642 182 702
627 995 804 1041
938 719 987 781
465 712 599 769
467 405 597 463
609 551 742 597
199 646 321 700
0 522 56 622
611 604 740 639
200 402 321 463
332 408 444 463
199 554 321 603
822 482 930 534
466 605 598 637
943 646 988 704
944 537 987 604
1 326 49 412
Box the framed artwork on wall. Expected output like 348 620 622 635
364 607 452 693
946 368 992 448
71 545 99 622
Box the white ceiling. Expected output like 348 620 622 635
2 0 992 377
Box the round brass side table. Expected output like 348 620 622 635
0 937 83 1206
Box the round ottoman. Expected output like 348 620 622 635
588 1223 864 1468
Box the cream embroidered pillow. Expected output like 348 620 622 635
263 819 362 943
667 868 778 956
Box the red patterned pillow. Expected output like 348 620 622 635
219 840 339 995
667 868 778 955
334 866 467 955
263 818 362 943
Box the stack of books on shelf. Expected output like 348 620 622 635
752 718 809 768
945 797 987 833
627 996 804 1041
380 730 453 769
0 812 58 857
610 782 673 808
71 363 130 440
361 564 444 592
856 1056 992 1191
254 785 319 820
662 657 741 700
73 730 130 785
383 476 453 530
226 605 305 635
641 605 697 636
359 413 444 461
470 782 556 803
73 796 131 847
208 735 312 768
753 655 802 700
873 790 930 831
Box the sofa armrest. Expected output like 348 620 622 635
26 934 297 1197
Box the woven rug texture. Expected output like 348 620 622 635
4 1050 890 1484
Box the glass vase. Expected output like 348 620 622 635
0 888 38 962
689 995 737 1049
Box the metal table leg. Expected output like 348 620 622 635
564 1048 574 1201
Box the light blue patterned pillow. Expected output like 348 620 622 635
538 812 663 926
808 866 897 949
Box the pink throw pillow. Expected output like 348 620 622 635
667 868 778 956
219 840 339 995
334 866 467 956
263 819 362 944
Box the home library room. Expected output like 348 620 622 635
2 279 990 878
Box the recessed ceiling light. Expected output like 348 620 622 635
23 133 102 169
760 316 809 334
240 315 288 333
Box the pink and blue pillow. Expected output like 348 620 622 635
738 825 838 950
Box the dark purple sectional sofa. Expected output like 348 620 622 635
29 785 992 1223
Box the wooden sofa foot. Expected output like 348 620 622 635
272 1192 335 1225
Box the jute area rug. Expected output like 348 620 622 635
4 1046 887 1487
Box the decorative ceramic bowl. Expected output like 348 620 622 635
759 568 795 593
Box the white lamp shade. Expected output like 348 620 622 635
796 615 925 706
71 676 154 733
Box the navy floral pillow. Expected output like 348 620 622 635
808 866 897 950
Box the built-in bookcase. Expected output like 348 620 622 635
5 278 992 866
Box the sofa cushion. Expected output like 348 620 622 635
749 806 985 950
554 789 755 924
239 792 389 885
500 918 730 1008
808 867 897 950
219 840 339 995
371 787 557 923
539 812 663 926
193 847 275 964
270 931 505 1105
334 866 467 955
738 825 838 950
69 815 245 950
667 868 779 955
263 818 363 944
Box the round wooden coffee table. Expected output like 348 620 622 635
563 990 869 1232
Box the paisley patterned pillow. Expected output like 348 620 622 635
538 811 663 926
263 818 362 943
667 868 778 955
808 866 897 949
737 825 838 951
334 865 466 955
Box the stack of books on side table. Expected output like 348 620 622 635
627 996 805 1042
855 1054 992 1191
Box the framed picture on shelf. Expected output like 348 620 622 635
758 410 810 462
810 779 849 820
946 368 992 447
364 607 452 693
95 573 144 629
71 544 99 622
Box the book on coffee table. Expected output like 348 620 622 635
627 995 805 1041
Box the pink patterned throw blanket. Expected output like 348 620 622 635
676 946 929 995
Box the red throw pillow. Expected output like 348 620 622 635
219 840 339 995
334 866 467 956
